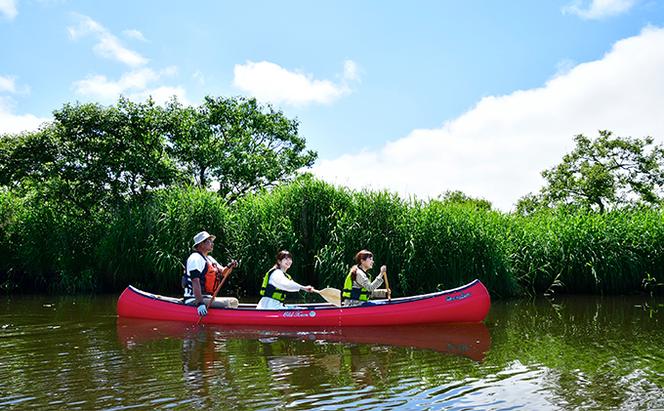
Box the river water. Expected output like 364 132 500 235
0 293 662 410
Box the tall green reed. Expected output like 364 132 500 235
96 186 233 293
0 190 100 292
1 179 662 296
507 209 664 295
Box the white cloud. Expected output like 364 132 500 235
68 16 185 105
0 75 16 93
311 26 664 211
343 60 360 82
0 97 47 135
0 75 41 134
123 29 147 42
0 0 17 20
0 74 30 95
193 70 205 86
73 69 159 100
233 60 358 106
563 0 638 19
72 67 185 104
68 14 148 66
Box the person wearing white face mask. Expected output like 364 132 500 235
257 250 314 309
183 231 239 316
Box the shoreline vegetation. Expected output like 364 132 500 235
1 97 663 298
1 176 662 298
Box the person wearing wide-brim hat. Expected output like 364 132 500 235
183 231 239 315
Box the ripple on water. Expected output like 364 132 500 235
2 294 663 410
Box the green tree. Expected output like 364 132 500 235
517 131 664 214
0 98 179 213
438 190 492 210
166 96 317 202
1 95 318 211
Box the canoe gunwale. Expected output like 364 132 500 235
125 279 484 312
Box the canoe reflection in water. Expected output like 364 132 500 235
116 318 491 362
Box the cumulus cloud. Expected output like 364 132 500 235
0 75 44 134
311 26 664 211
233 60 359 106
343 60 360 81
122 29 147 42
0 74 30 95
563 0 638 19
0 75 16 93
0 0 17 19
68 14 148 66
73 66 185 104
67 15 185 104
0 97 47 135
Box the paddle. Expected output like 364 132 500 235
314 287 342 307
381 266 391 302
197 260 238 324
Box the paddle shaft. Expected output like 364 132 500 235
382 270 391 301
197 261 237 324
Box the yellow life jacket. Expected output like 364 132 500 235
260 267 293 302
341 269 370 302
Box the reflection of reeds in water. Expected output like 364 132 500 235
312 353 343 375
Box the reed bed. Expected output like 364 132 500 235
0 179 662 296
507 209 664 295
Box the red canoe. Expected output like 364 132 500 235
117 279 490 326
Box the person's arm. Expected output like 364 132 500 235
270 270 313 292
192 278 204 305
355 269 384 292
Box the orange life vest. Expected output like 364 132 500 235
203 260 221 294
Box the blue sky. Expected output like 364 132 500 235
2 0 664 210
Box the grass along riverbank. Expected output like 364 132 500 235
1 177 662 297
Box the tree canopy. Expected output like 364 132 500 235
0 98 178 213
516 131 664 214
0 96 317 212
166 96 317 202
438 190 492 211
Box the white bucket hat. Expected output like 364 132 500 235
192 231 216 248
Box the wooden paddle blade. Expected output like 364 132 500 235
316 287 341 307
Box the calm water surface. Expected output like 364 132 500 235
0 293 662 410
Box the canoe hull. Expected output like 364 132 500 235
117 279 490 326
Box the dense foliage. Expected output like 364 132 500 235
2 101 662 298
517 131 664 214
1 177 662 297
0 96 316 213
165 96 317 202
